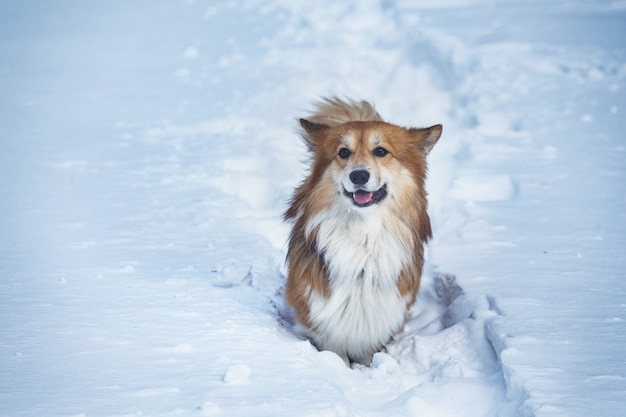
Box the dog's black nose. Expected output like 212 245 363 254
349 169 370 185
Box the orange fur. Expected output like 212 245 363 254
284 97 442 365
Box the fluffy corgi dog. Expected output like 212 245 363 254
284 97 442 365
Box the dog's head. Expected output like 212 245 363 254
299 119 442 210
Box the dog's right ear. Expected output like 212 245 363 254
300 118 329 134
299 118 330 151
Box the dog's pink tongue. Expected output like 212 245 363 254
354 190 373 205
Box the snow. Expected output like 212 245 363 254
1 1 625 416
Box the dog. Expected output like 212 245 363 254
284 97 442 365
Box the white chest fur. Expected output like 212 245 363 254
302 204 414 363
305 204 413 288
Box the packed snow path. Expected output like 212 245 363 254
1 1 625 417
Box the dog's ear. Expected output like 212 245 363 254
300 118 330 134
409 124 442 154
299 118 330 151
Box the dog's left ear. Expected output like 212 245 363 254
409 124 442 154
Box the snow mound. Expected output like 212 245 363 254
274 271 515 416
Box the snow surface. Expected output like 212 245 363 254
1 1 625 416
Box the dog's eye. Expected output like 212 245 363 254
338 148 352 159
373 146 389 157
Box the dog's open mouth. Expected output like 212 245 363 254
343 184 388 207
